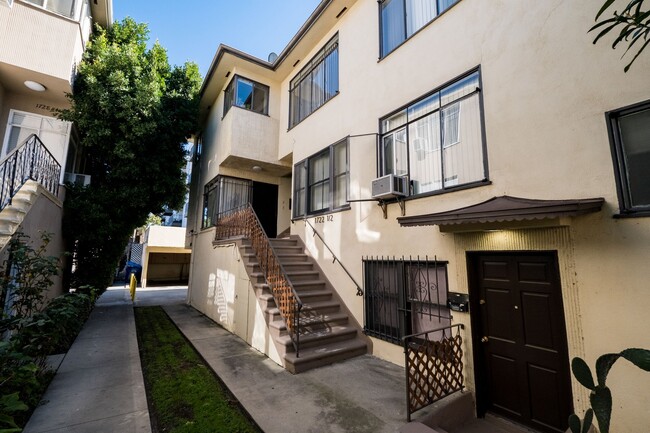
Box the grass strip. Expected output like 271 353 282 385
134 306 261 433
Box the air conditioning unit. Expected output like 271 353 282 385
371 174 408 199
64 172 91 186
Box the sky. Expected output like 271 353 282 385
113 1 322 78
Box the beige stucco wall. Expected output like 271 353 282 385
15 183 66 302
0 1 84 83
187 234 282 366
144 226 186 248
190 0 650 430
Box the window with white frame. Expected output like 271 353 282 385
380 0 459 57
289 34 339 128
3 110 70 161
223 75 269 117
606 99 650 216
379 70 486 196
22 0 80 19
293 139 348 218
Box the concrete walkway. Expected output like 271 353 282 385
23 286 532 433
22 285 187 433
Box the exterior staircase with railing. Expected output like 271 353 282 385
0 135 61 250
214 205 368 373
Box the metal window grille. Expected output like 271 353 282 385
363 256 450 344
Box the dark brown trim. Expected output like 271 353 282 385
398 195 605 227
200 0 334 97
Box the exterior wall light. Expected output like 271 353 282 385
24 80 47 92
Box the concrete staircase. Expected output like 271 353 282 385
239 236 367 373
0 180 41 250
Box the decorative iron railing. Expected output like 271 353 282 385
304 218 363 296
403 324 465 421
214 203 304 356
0 134 61 212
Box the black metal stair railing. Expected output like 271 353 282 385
214 203 304 357
0 134 61 212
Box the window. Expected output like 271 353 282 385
289 35 339 128
380 0 459 57
607 99 650 216
379 70 486 196
293 139 348 218
223 75 269 116
2 110 71 162
202 176 252 229
363 257 450 344
22 0 79 19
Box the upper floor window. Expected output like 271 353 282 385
380 0 459 57
289 34 339 128
293 138 348 218
607 99 650 216
22 0 80 20
223 75 269 117
379 70 487 196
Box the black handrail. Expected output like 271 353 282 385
304 218 364 296
0 134 61 212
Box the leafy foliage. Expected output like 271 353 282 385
569 348 650 433
0 233 98 431
590 0 650 71
59 18 201 290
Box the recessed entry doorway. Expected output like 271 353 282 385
468 252 573 433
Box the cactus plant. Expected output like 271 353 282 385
569 348 650 433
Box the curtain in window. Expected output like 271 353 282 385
294 162 307 218
441 102 460 147
442 94 483 188
406 0 437 37
437 0 457 14
252 83 268 114
408 112 441 194
49 0 76 18
311 61 326 113
324 47 339 101
217 177 251 217
381 0 406 56
309 153 330 212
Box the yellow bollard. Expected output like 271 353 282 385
129 273 136 302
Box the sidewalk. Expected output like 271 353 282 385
22 286 525 433
22 286 186 433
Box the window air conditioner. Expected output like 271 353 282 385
64 172 91 186
371 174 408 200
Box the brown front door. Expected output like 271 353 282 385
469 252 573 433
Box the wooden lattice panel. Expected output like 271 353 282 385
406 333 464 414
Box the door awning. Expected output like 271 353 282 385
398 196 605 230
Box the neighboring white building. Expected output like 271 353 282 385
187 1 650 432
0 0 112 298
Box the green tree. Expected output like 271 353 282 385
60 18 201 290
591 0 650 72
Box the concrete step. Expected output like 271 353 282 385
269 311 350 334
273 245 305 255
269 238 298 247
285 270 321 282
275 253 309 263
284 337 368 374
292 280 327 291
276 325 358 350
282 262 315 272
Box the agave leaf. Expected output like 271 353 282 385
591 386 613 433
572 357 595 390
595 353 620 386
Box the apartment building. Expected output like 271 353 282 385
0 0 112 296
187 1 650 431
